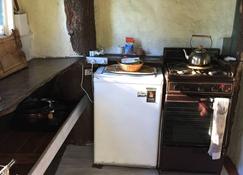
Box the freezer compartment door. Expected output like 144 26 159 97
94 81 162 167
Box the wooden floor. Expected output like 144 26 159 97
55 145 226 175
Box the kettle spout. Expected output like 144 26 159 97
183 49 189 60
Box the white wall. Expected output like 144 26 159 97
19 0 77 58
95 0 237 55
19 0 237 57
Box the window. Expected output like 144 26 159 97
0 0 3 34
0 0 13 35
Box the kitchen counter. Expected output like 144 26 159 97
0 57 81 117
0 57 91 174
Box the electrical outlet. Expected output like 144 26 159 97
86 57 108 65
85 69 92 76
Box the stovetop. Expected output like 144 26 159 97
163 48 235 96
167 62 234 78
163 48 235 83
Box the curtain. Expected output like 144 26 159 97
64 0 96 55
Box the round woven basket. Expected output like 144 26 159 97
119 61 143 72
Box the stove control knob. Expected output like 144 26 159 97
197 87 201 92
174 84 181 91
219 84 225 92
211 86 216 92
172 84 176 90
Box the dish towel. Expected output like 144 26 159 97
208 98 230 160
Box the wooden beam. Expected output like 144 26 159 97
64 0 96 55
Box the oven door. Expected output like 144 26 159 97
162 95 213 147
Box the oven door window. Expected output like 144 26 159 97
163 101 213 147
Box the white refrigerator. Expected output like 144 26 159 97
94 67 164 168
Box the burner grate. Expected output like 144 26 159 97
167 62 234 77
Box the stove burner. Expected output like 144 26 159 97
167 62 233 77
187 64 212 70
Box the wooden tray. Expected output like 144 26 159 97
0 30 27 79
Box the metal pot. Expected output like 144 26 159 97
183 47 211 66
183 35 213 67
17 98 54 124
14 98 68 131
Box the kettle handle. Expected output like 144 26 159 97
190 35 213 48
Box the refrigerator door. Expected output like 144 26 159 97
94 72 163 167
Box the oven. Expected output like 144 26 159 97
160 80 233 174
163 81 233 147
161 94 233 173
163 95 213 147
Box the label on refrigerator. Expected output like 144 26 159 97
146 88 156 103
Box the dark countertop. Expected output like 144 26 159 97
0 57 81 117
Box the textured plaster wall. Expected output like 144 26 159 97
18 0 76 58
19 0 236 57
95 0 237 55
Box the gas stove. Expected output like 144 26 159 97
159 48 236 173
163 48 235 96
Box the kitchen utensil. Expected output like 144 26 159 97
0 159 15 175
183 35 213 67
